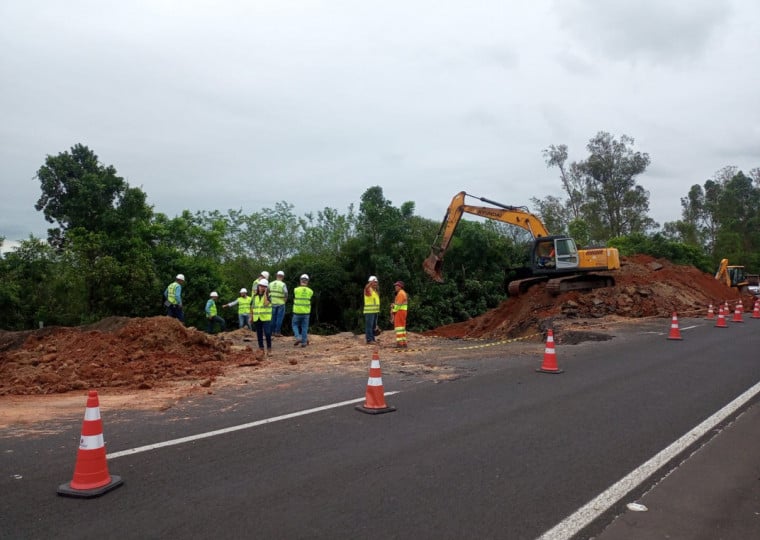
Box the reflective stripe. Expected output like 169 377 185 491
367 377 384 386
79 433 105 450
84 407 101 421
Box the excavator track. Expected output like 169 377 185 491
508 273 615 296
544 274 615 296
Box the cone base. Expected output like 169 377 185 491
536 368 564 374
355 404 397 415
667 336 683 340
57 475 123 498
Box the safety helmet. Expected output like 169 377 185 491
277 270 285 276
258 279 269 288
176 274 185 281
300 274 309 281
210 291 218 297
260 271 270 279
368 275 378 282
240 288 248 294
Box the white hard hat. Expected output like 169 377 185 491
258 279 269 288
368 275 378 282
277 270 285 276
260 271 270 279
176 274 185 281
210 291 218 297
240 288 248 294
300 274 309 281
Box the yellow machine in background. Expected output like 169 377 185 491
423 191 620 296
714 258 752 293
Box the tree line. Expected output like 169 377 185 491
1 134 758 332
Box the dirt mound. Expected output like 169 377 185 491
0 317 254 396
427 255 747 340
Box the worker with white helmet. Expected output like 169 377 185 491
252 270 270 293
269 270 288 336
291 274 314 347
222 288 253 330
164 274 186 323
252 279 273 355
204 291 226 334
363 276 381 344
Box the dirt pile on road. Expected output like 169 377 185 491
0 254 750 397
427 254 746 340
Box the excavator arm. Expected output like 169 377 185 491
423 191 550 282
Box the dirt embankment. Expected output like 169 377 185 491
0 255 751 398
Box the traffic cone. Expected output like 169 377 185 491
537 329 563 374
715 307 728 328
752 301 760 319
667 312 683 340
58 390 123 498
355 350 396 415
704 304 715 320
732 303 744 323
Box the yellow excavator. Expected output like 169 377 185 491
422 191 621 296
714 259 751 293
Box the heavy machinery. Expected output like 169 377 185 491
422 191 621 296
714 258 753 293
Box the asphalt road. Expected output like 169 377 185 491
1 316 759 539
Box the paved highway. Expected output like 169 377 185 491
1 317 759 539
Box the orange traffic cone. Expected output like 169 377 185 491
355 350 396 415
537 329 563 374
58 390 123 498
715 307 728 328
732 303 744 323
667 312 683 340
704 304 715 320
752 301 760 319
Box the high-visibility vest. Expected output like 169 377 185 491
292 286 314 315
205 299 217 317
237 295 253 315
363 288 380 314
252 294 272 322
167 282 180 305
269 280 287 305
392 290 408 312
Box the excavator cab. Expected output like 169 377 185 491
533 236 579 272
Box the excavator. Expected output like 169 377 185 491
422 191 621 296
714 258 753 293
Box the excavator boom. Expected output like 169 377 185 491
423 191 620 295
423 191 550 282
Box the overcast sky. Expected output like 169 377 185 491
2 0 759 249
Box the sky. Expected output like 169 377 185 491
2 0 759 250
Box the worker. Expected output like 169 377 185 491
363 276 380 344
291 274 314 348
269 270 289 336
164 274 186 323
252 270 270 294
204 292 226 334
538 244 556 268
390 280 408 348
223 288 253 330
251 279 273 356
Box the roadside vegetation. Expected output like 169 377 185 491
1 133 758 333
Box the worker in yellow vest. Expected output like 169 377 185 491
204 291 226 334
223 288 253 330
251 279 273 356
291 274 314 348
363 276 380 344
269 270 289 336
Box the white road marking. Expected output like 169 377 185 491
537 380 760 540
106 392 400 459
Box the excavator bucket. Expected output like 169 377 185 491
422 252 445 283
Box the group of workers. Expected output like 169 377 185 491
164 272 409 353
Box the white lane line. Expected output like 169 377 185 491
106 392 400 459
537 380 760 540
